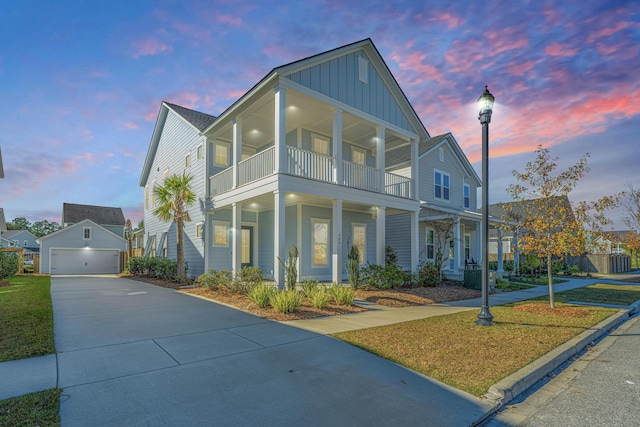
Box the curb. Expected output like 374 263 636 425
475 307 633 423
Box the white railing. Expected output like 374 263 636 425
343 161 379 192
209 168 233 196
287 146 335 183
239 146 275 186
385 172 413 199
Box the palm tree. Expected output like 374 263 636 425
153 172 196 277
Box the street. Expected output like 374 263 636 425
482 313 640 426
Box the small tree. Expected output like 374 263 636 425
622 184 640 268
347 245 360 290
503 146 619 308
277 245 298 291
125 219 133 258
431 219 453 284
153 172 196 278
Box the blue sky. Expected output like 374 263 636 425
1 0 638 228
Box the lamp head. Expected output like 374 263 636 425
477 85 495 124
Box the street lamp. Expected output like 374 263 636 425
476 85 495 326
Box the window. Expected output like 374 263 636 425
215 142 229 166
162 235 168 258
312 219 329 266
149 235 156 257
439 147 444 162
151 180 157 207
312 134 329 155
351 147 366 165
463 184 470 209
185 153 191 168
465 234 471 261
83 227 91 240
241 228 251 264
213 221 229 247
434 170 450 201
358 56 369 83
197 144 203 160
352 224 366 264
196 222 203 239
426 229 434 260
163 169 169 180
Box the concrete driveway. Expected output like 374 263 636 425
52 276 491 426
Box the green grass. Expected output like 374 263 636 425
547 283 640 306
496 280 534 291
0 389 60 426
333 284 635 397
0 276 55 362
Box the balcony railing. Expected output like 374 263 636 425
209 145 414 199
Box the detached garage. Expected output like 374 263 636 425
38 218 127 275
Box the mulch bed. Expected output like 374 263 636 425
123 274 482 321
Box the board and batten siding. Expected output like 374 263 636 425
285 51 414 134
143 109 207 276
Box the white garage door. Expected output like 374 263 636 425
50 248 120 275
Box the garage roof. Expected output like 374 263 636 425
62 203 125 227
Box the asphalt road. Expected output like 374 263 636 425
483 314 640 427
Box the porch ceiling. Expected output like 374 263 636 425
224 191 383 214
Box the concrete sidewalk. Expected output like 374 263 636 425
1 275 638 426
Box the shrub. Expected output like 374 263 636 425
127 257 145 275
309 286 332 309
346 246 361 290
566 265 580 276
277 245 298 291
247 283 276 308
414 261 441 287
385 245 398 265
300 279 319 298
551 260 564 275
195 269 233 291
270 290 302 313
360 263 405 289
127 257 182 281
238 266 263 288
0 252 19 280
330 283 356 305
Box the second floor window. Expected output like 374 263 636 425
434 171 450 201
312 135 329 155
215 143 229 166
464 184 470 209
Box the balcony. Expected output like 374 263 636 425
210 146 413 199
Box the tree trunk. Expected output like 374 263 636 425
177 219 185 277
548 253 555 309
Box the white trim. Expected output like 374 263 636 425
358 55 369 84
434 169 450 202
214 141 230 167
439 147 444 162
83 227 92 240
185 152 191 168
196 143 204 160
196 222 204 239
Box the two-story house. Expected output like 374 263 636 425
140 38 482 284
0 230 39 263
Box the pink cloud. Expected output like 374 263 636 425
172 22 211 42
390 50 447 85
129 37 172 59
545 42 578 57
123 121 139 130
587 20 635 43
486 28 529 54
428 11 463 29
444 39 486 74
165 92 201 109
216 13 242 27
506 61 536 77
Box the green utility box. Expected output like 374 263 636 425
463 269 481 289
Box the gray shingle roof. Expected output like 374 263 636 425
62 203 125 226
164 102 217 132
385 133 450 167
485 196 574 221
1 230 23 239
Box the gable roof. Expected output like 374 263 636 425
62 203 125 226
164 102 217 132
38 218 127 243
386 133 481 185
1 230 27 239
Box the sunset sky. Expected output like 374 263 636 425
1 0 638 228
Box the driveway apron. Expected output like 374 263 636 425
52 276 491 426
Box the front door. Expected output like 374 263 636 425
241 226 253 268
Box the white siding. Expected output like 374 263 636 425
142 110 207 276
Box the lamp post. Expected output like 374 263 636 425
476 85 495 326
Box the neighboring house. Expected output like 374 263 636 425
589 230 631 255
38 204 127 275
0 230 39 263
140 38 482 284
132 228 145 257
0 236 17 248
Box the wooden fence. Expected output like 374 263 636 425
566 254 632 274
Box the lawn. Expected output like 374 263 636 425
0 276 55 362
334 286 626 397
508 276 568 286
543 283 640 306
0 389 60 426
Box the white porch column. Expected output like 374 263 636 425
332 199 343 284
410 211 419 272
273 190 286 288
497 228 504 277
376 206 386 265
476 224 482 265
411 139 419 200
376 127 385 193
232 202 242 275
274 87 287 174
453 217 462 272
333 109 343 185
232 118 242 188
